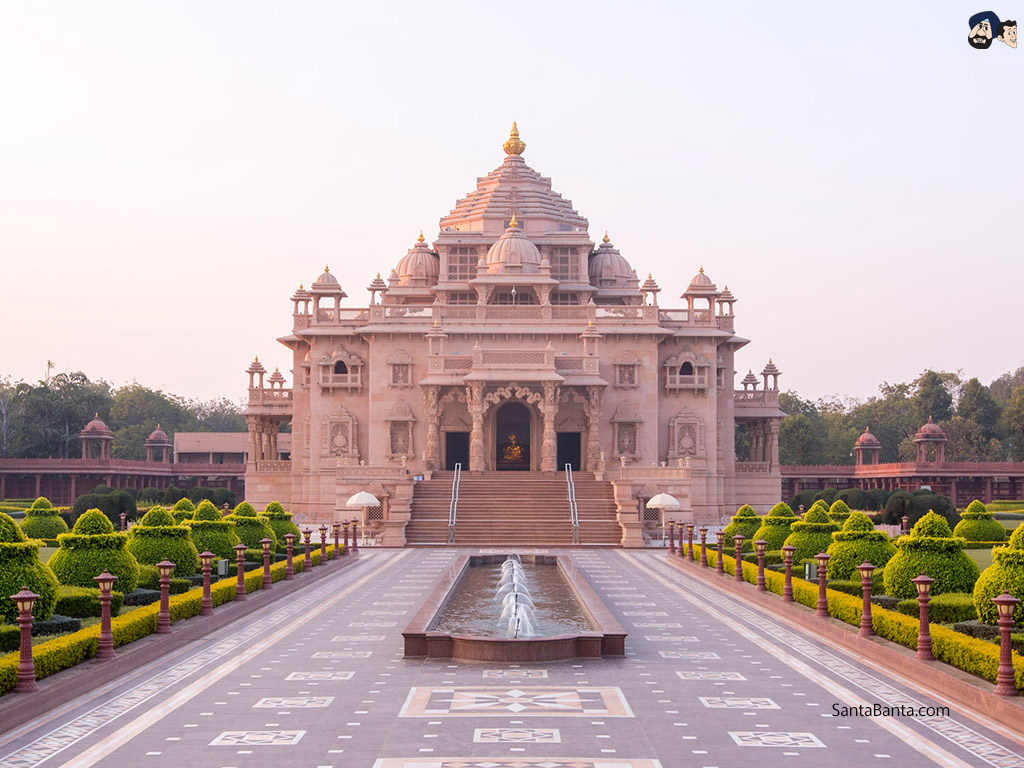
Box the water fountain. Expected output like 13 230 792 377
497 556 537 637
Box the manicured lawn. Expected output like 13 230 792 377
966 548 994 571
40 546 57 563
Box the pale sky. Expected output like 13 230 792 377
1 2 1020 405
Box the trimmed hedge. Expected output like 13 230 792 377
722 505 761 552
954 500 1007 544
896 592 977 624
49 510 141 593
54 585 124 618
883 512 980 599
262 502 301 552
0 543 340 695
126 506 200 577
170 498 196 524
750 502 797 551
826 511 896 581
0 512 60 623
225 502 277 555
20 497 69 540
973 522 1024 625
828 499 854 525
186 500 240 561
782 506 839 564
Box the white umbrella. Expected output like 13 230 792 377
346 491 380 508
646 493 680 548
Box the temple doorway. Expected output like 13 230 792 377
557 432 582 471
495 401 531 471
445 431 469 470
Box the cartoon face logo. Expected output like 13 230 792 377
997 19 1017 47
968 11 1000 48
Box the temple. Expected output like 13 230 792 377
242 124 786 545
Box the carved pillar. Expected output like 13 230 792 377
585 385 603 471
269 425 279 461
769 421 780 467
422 385 441 470
467 382 486 471
541 381 558 472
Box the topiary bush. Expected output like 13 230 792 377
782 506 840 563
54 585 124 618
160 485 187 505
185 500 241 561
751 502 798 551
896 592 977 624
126 505 200 577
813 488 839 505
212 487 237 508
826 511 897 581
954 500 1007 543
973 523 1024 625
262 501 301 552
140 487 160 503
170 498 196 524
721 505 762 552
48 509 141 593
883 511 980 599
835 487 876 511
225 501 277 555
828 499 854 525
883 489 958 529
188 486 216 504
0 511 60 623
20 496 70 540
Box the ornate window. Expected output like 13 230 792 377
385 400 416 460
611 401 642 461
446 247 478 281
550 292 579 305
668 407 704 459
387 350 414 389
614 351 641 389
547 247 579 281
318 349 363 392
448 291 477 305
663 349 710 393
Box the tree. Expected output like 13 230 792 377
913 370 954 425
109 384 195 459
991 366 1024 405
1003 386 1024 461
958 378 1001 440
0 376 15 459
190 397 246 432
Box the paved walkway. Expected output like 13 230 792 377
0 548 1022 768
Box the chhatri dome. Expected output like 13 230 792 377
589 232 634 287
485 216 542 274
393 232 440 286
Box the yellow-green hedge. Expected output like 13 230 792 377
0 545 340 695
691 545 1024 691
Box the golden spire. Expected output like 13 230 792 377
508 214 518 228
299 283 303 290
602 231 610 244
647 272 652 279
376 272 381 279
699 266 704 274
417 230 425 243
324 265 330 272
503 121 526 156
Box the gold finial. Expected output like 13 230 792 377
254 356 259 362
299 283 303 290
587 318 594 327
324 265 330 273
433 317 440 326
699 266 704 274
94 412 99 419
769 358 773 364
508 214 518 228
724 284 728 290
376 272 381 279
647 272 652 279
503 121 526 156
602 231 610 244
417 230 425 243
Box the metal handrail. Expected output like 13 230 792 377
447 463 461 544
565 464 580 544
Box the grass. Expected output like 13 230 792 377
966 548 995 571
40 547 56 564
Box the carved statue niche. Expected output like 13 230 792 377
388 350 414 388
324 404 359 460
611 401 642 461
385 400 416 460
613 350 641 388
668 406 705 459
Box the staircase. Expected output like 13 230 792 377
404 471 621 546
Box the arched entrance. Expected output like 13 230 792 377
495 401 531 471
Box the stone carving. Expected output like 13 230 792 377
668 406 704 460
324 404 358 460
385 400 416 460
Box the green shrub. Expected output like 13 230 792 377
170 498 196 524
751 502 797 551
973 523 1024 625
262 502 301 551
826 511 897 581
135 565 192 593
0 512 60 623
20 497 70 540
185 501 240 560
123 588 160 606
721 505 761 552
835 487 876 511
91 485 114 495
140 487 160 503
783 506 839 563
896 592 977 624
192 500 221 521
188 486 216 504
160 485 187 505
814 487 839 505
127 506 200 577
226 502 277 553
54 585 124 618
954 500 1007 543
788 489 818 512
33 614 82 635
212 487 237 508
827 499 853 524
883 489 958 529
883 511 980 599
49 510 141 593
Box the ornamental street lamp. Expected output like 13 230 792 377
11 587 39 692
715 531 725 575
686 524 695 561
302 528 313 569
343 521 351 555
319 524 328 563
992 591 1020 696
667 521 676 555
199 550 215 616
698 527 708 567
781 544 796 603
234 543 248 601
120 512 127 532
901 515 909 535
284 533 296 580
754 539 768 591
351 518 360 552
856 562 876 637
814 552 831 617
94 570 118 659
260 538 274 589
911 573 935 661
156 560 175 634
332 523 341 562
732 535 745 582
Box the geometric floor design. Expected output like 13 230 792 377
399 687 634 717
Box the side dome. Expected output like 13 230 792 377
687 267 717 292
81 413 113 437
313 265 339 287
915 417 947 439
854 427 880 448
146 424 170 444
394 233 440 287
485 218 541 273
589 233 634 287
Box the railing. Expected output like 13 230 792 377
447 462 461 544
735 462 772 474
733 390 781 407
247 388 294 406
565 464 580 545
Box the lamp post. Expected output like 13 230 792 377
781 544 795 602
95 570 117 659
302 528 312 569
119 512 127 532
319 524 328 563
11 587 39 692
901 515 909 535
345 492 380 551
856 562 876 637
667 521 676 555
732 535 745 582
260 538 273 590
814 552 830 617
199 550 215 616
351 518 360 552
698 527 708 567
686 524 695 561
992 591 1021 696
343 521 350 555
332 522 341 562
911 573 934 661
715 531 725 575
234 543 248 601
754 539 767 591
156 560 175 633
284 533 295 580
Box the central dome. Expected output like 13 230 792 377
485 219 541 273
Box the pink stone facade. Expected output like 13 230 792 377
243 126 784 544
